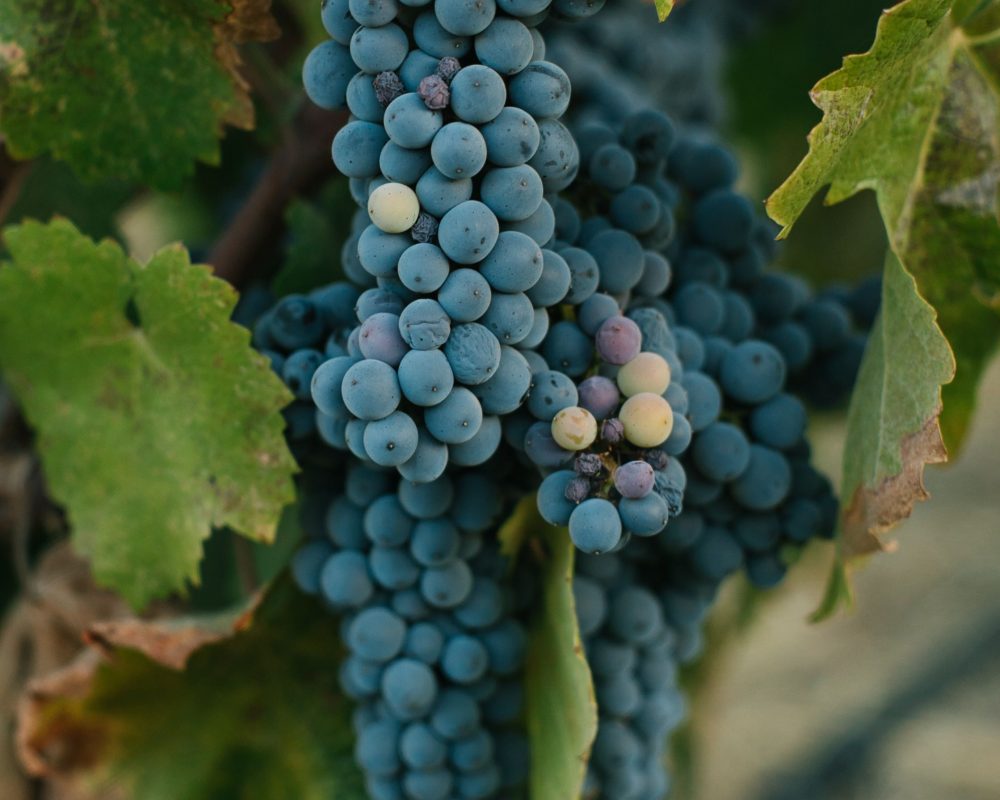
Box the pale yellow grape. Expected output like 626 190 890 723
368 182 420 233
551 406 598 451
619 392 673 447
617 352 671 397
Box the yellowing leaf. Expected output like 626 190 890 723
0 0 279 188
840 254 955 557
0 219 296 608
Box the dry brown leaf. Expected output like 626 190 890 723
841 414 949 559
222 0 282 42
84 593 263 671
0 546 129 800
16 651 106 779
15 586 263 782
12 581 361 800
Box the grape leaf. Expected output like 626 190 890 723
840 254 955 557
18 578 366 800
0 0 279 189
768 0 1000 448
765 0 1000 612
0 219 296 608
655 0 675 22
813 253 955 619
522 509 598 800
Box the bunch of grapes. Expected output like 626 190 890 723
574 555 689 800
544 0 805 131
525 312 688 553
248 0 885 796
292 464 533 799
298 0 603 480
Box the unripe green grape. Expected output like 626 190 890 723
368 182 420 233
619 392 673 447
551 406 598 451
617 352 671 397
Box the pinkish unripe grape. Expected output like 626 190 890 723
614 460 655 499
577 375 621 419
595 315 642 365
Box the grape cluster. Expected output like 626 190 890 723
556 56 874 416
575 555 689 800
265 0 882 796
292 465 532 799
525 311 689 554
301 0 597 480
543 114 846 584
544 0 804 131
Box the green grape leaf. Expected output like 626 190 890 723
523 511 598 800
655 0 675 22
0 219 296 608
814 253 955 619
768 0 1000 448
0 0 279 189
765 0 1000 611
272 179 354 297
18 578 366 800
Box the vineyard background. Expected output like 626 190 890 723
1 0 998 797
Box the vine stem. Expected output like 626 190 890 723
208 102 347 288
0 157 32 228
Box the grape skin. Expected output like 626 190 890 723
617 352 671 397
368 182 421 232
551 406 598 451
619 393 673 448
